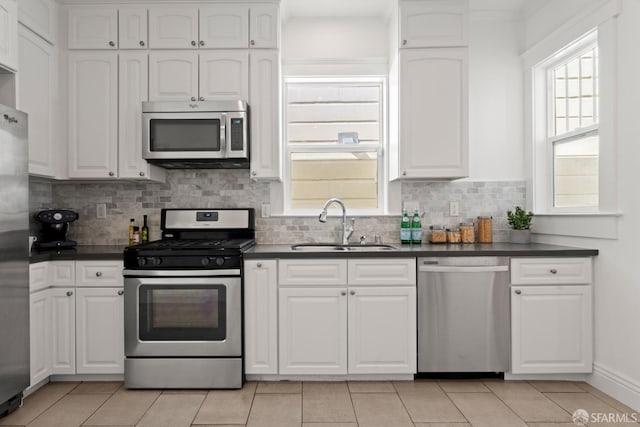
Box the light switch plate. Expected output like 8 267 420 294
96 203 107 219
449 201 459 217
261 203 271 218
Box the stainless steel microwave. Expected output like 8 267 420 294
142 100 249 169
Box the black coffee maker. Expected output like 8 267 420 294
35 209 80 248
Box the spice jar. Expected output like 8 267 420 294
459 223 475 243
477 216 493 243
446 228 461 243
429 225 447 243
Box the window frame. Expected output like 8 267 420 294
281 75 389 216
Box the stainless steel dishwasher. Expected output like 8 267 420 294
418 257 510 373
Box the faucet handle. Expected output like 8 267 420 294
360 235 366 245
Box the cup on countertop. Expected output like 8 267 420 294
29 236 37 255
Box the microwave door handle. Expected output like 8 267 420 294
219 114 227 156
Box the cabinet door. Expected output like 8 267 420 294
199 50 249 102
67 6 117 49
118 52 163 182
249 50 281 180
119 7 148 49
199 5 248 48
511 285 593 374
18 25 56 177
279 287 347 375
399 0 468 48
75 260 124 287
249 4 279 49
149 51 198 101
50 288 75 374
348 286 416 374
148 7 198 49
30 289 51 386
75 287 124 374
67 52 118 178
398 48 468 178
244 260 278 374
0 0 18 71
18 0 57 44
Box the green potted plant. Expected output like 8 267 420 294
506 206 534 244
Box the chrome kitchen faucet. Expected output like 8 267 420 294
319 198 354 245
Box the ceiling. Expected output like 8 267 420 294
280 0 546 21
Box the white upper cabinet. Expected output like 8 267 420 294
119 7 148 49
0 0 18 71
67 6 118 50
249 4 279 49
399 0 468 48
148 52 198 101
18 0 57 44
199 5 248 48
396 48 468 178
18 25 58 178
148 7 198 49
67 52 118 178
199 50 249 101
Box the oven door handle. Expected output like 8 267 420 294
123 269 241 277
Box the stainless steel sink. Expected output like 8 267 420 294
291 243 397 252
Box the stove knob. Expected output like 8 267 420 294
201 257 212 266
151 257 162 266
137 257 148 267
215 257 225 266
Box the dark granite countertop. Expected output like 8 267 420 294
30 245 126 263
244 242 599 259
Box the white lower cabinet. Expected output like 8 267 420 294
29 289 51 386
75 287 124 374
50 287 76 374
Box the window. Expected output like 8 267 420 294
283 77 386 213
548 38 599 208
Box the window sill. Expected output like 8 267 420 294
532 212 620 240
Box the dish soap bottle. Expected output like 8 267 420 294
401 208 411 244
411 209 422 244
141 215 149 243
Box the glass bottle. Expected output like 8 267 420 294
132 226 140 244
400 208 411 244
141 215 149 243
128 218 135 246
411 209 422 244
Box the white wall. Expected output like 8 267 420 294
525 0 640 411
468 13 525 180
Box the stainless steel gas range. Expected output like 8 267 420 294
122 208 255 389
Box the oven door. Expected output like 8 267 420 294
124 276 241 357
142 112 226 160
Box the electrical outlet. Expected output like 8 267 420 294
261 203 271 218
449 201 459 217
96 203 107 219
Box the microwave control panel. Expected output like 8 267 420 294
230 118 244 151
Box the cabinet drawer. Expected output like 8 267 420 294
348 258 416 286
30 262 49 292
510 258 592 285
278 259 347 286
51 261 76 286
76 261 124 286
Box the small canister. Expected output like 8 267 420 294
459 223 475 243
477 216 493 243
446 228 461 243
429 225 447 243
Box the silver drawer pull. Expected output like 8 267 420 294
96 271 102 277
66 291 73 297
514 289 521 295
549 269 558 274
350 290 355 295
118 290 124 296
341 291 346 296
257 263 262 268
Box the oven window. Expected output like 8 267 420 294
138 285 226 341
150 119 221 151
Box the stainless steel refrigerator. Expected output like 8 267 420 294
0 105 29 416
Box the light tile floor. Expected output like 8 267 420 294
0 380 638 427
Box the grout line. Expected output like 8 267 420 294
434 381 472 425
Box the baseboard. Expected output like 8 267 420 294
590 363 640 412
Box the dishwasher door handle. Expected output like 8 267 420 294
418 265 509 273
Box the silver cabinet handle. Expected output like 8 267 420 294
96 271 102 277
199 96 204 101
191 97 196 101
402 171 407 176
139 171 145 177
341 291 346 296
515 289 521 295
402 39 407 46
350 290 355 295
251 171 257 176
191 40 197 46
109 41 115 47
256 263 262 268
250 39 255 46
66 291 73 296
118 290 124 296
108 171 114 177
199 40 205 46
550 269 558 274
139 40 145 47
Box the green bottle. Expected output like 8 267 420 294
411 209 422 244
401 208 411 244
